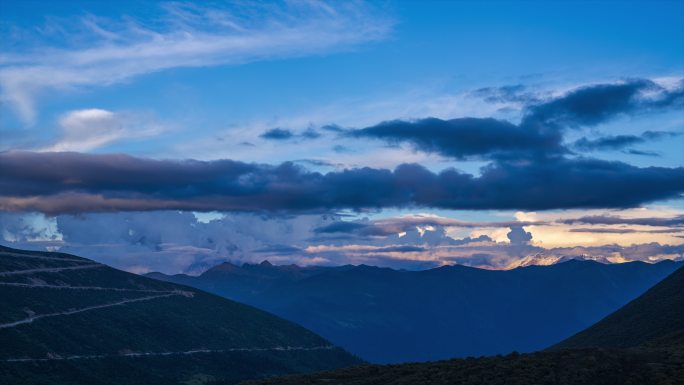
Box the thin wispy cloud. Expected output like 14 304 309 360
573 130 681 153
0 1 393 123
39 109 163 152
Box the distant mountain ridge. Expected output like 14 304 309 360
507 253 618 268
0 246 360 385
148 257 683 363
243 265 684 385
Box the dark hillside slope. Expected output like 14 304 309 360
0 246 360 385
243 349 683 385
242 267 684 385
553 265 684 349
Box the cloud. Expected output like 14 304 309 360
352 117 564 160
351 79 683 161
573 135 643 151
260 127 321 141
538 243 684 264
2 209 683 273
313 214 544 238
521 79 683 129
624 149 661 157
0 210 337 274
1 151 683 214
314 210 684 248
301 128 321 139
372 245 426 253
39 108 162 152
293 159 341 168
507 226 532 244
260 128 295 140
568 228 682 234
253 244 303 254
561 214 684 227
0 1 393 122
315 221 372 234
573 130 681 152
470 84 542 104
0 212 61 242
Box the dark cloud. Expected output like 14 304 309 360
568 228 683 234
562 215 684 227
353 79 683 160
353 117 563 160
372 245 425 253
573 130 680 152
507 226 532 245
574 135 642 151
294 159 339 168
314 221 397 237
301 128 321 139
624 149 661 157
2 151 684 214
252 244 303 254
261 127 324 141
260 128 294 140
314 221 371 234
320 124 345 132
471 84 541 104
642 130 681 140
457 157 684 210
521 79 682 129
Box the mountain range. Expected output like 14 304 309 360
148 257 683 363
244 265 684 385
0 246 360 385
553 257 684 350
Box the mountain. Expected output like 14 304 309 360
146 261 354 306
0 246 360 385
148 258 683 363
506 253 617 268
553 262 684 349
242 266 684 385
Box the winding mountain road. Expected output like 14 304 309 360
1 252 90 263
0 281 177 293
0 293 180 329
0 252 316 367
3 345 336 362
0 264 103 277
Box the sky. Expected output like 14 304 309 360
1 0 683 274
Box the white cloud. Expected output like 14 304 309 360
512 207 684 248
0 1 393 123
41 108 162 152
2 207 683 274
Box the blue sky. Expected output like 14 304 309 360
1 1 683 273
